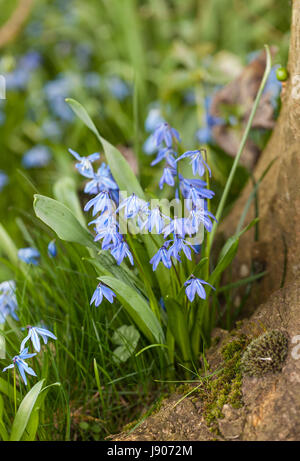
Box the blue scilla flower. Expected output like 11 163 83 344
3 348 37 386
117 194 145 219
159 166 176 189
84 190 114 216
20 326 57 353
143 134 157 155
69 148 100 178
184 276 215 302
152 122 181 148
44 74 76 121
18 248 40 265
188 207 217 233
141 207 169 234
177 149 211 177
150 245 172 271
90 283 116 307
84 164 118 195
22 145 52 169
0 280 18 324
107 76 130 101
84 72 102 90
91 214 120 249
110 238 134 266
0 171 8 191
168 237 197 262
187 185 215 205
179 177 214 202
48 240 57 258
163 217 188 239
151 147 177 167
196 96 224 144
145 107 165 132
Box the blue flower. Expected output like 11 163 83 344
145 107 165 132
187 207 217 233
107 76 130 101
48 240 57 258
18 248 40 265
117 194 145 219
196 96 224 144
152 122 181 148
110 238 134 266
0 280 18 324
84 163 118 195
151 148 177 167
179 177 214 202
84 190 114 216
168 237 197 262
142 207 168 234
3 348 37 386
184 276 215 302
143 134 157 155
163 217 188 239
90 283 116 306
177 150 211 177
150 245 172 271
159 167 176 189
0 171 8 191
20 326 57 352
69 148 100 178
22 145 52 169
84 72 102 90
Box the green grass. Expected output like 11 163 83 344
0 0 291 441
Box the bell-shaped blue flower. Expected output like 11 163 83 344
90 283 116 307
3 348 37 386
48 240 57 258
18 248 40 265
184 276 215 302
20 326 57 353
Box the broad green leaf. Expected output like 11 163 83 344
53 176 86 226
33 195 96 250
165 296 192 363
99 276 165 344
0 223 18 265
10 379 44 441
0 377 19 400
21 408 39 441
0 324 5 359
112 325 140 363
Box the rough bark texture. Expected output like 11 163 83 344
112 1 300 441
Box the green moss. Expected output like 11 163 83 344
184 334 250 433
241 330 288 376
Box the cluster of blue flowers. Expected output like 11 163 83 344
70 118 217 307
0 281 57 385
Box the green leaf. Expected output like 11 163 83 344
10 380 44 441
0 223 18 265
99 276 165 344
33 195 96 250
53 176 86 226
0 377 19 400
165 296 193 363
112 325 140 363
